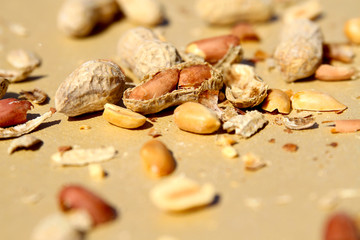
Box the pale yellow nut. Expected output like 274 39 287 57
261 89 291 114
291 90 347 112
174 102 220 134
221 146 238 159
215 135 236 146
141 139 176 178
88 164 106 180
344 18 360 44
149 176 216 212
241 152 266 171
103 103 146 129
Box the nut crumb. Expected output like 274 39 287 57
244 197 262 211
282 143 298 152
221 145 238 158
148 128 162 138
327 142 338 148
88 164 106 180
283 128 293 134
268 138 275 143
79 125 91 130
241 152 266 171
215 135 236 146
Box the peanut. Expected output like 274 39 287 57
103 103 146 129
185 35 240 64
323 43 354 63
55 59 125 117
282 0 322 23
150 176 216 212
129 68 179 100
315 64 355 81
324 212 359 240
6 49 41 69
291 90 347 112
117 0 164 25
274 19 323 82
0 77 9 99
0 98 33 127
58 185 117 226
174 102 221 134
178 64 211 89
261 89 291 114
344 18 360 44
231 23 260 41
57 0 119 37
195 0 273 25
117 27 159 71
140 139 176 178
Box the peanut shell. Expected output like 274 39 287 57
123 61 223 115
55 60 125 117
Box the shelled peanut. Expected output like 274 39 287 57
274 19 323 82
57 0 119 37
195 0 273 25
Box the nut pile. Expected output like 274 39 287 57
1 0 360 239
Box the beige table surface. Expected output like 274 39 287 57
1 0 360 239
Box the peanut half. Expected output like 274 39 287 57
315 64 355 81
150 176 216 212
323 212 359 240
344 18 360 44
140 139 176 178
103 103 146 129
185 35 240 64
291 90 347 112
261 89 291 114
58 185 117 226
174 102 221 134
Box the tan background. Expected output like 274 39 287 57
0 0 360 239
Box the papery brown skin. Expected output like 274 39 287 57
324 212 359 240
331 120 360 133
178 65 211 88
59 185 117 226
129 68 180 100
0 98 33 127
231 23 260 42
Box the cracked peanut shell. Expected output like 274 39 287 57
123 61 223 115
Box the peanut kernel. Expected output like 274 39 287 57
103 103 146 129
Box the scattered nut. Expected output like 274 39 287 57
291 90 347 112
0 67 37 83
282 0 322 23
58 185 117 226
344 18 360 44
231 23 260 42
6 49 41 69
148 128 162 137
185 35 241 64
323 43 355 63
19 89 48 104
117 0 164 25
241 152 266 171
88 164 106 180
0 77 9 99
0 98 33 128
261 88 291 114
274 19 323 82
328 119 360 133
57 0 119 37
52 146 117 166
79 125 91 130
221 145 238 158
323 212 359 240
282 143 298 152
141 139 176 178
149 176 216 212
103 103 146 129
55 59 126 117
195 0 273 25
215 135 236 146
8 135 42 154
31 213 83 240
174 102 221 134
315 64 355 81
